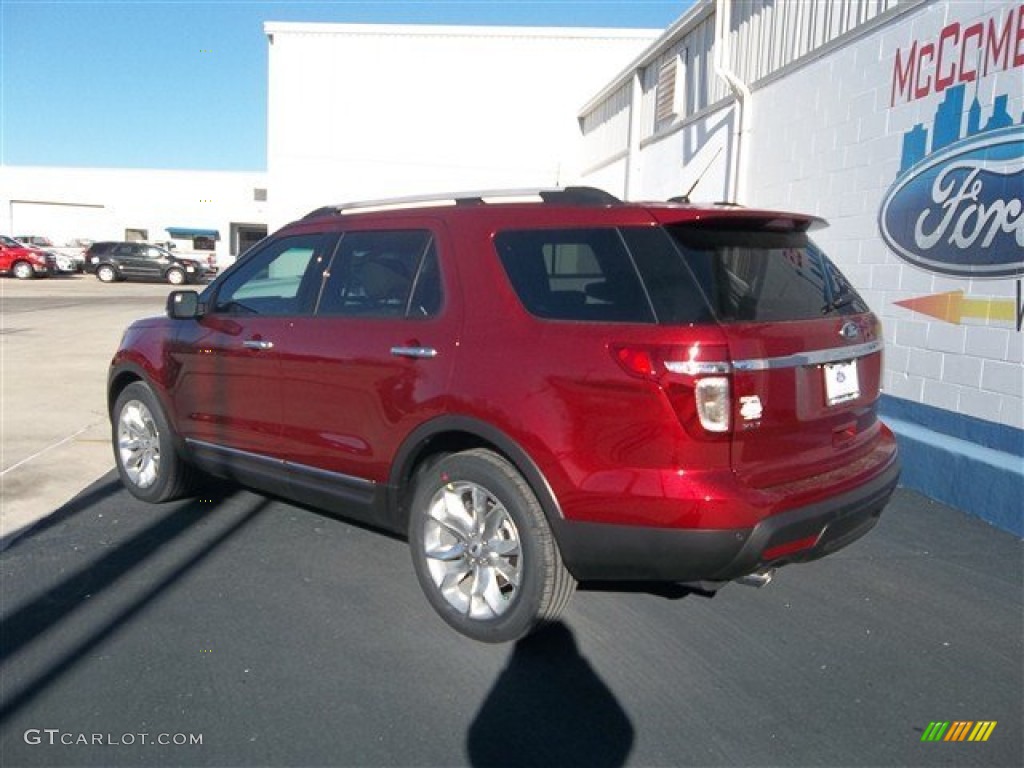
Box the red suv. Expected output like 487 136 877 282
108 188 899 642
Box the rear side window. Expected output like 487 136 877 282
316 230 439 318
666 225 869 322
494 228 655 323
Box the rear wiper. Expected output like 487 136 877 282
821 295 854 314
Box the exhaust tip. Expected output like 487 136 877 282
735 568 775 588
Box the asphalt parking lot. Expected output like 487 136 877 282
1 275 1022 767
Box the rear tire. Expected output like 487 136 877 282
96 264 117 283
408 449 575 643
112 381 197 502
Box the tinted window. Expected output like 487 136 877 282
213 234 325 315
494 228 655 323
316 230 436 318
620 227 714 325
666 225 869 322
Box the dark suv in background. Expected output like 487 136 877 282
85 242 207 284
107 187 900 642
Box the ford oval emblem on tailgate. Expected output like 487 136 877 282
839 322 860 340
878 126 1024 279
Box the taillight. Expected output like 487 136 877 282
613 347 658 378
611 343 733 437
694 377 730 432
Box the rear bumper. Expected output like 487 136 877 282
553 454 900 583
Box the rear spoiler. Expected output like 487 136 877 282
648 205 828 232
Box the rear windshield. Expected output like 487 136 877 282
666 224 869 322
494 224 867 325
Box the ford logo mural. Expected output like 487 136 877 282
879 126 1023 279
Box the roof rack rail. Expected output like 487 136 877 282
302 186 621 219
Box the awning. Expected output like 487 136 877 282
166 227 220 240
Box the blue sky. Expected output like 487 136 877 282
1 1 690 171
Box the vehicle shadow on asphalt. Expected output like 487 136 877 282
467 622 634 768
0 479 268 724
579 580 718 600
0 473 124 554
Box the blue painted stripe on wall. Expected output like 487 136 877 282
879 395 1024 455
879 396 1023 537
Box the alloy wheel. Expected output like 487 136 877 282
117 399 161 489
421 480 523 619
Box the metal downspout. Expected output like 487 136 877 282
624 70 644 201
714 0 751 204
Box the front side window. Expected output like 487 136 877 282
212 234 326 316
144 247 171 261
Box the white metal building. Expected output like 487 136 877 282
0 166 268 266
578 0 1023 532
263 22 661 228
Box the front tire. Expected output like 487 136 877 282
166 267 186 285
408 449 575 643
112 381 196 502
12 261 35 280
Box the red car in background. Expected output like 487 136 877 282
0 235 52 278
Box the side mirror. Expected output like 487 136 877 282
167 290 202 319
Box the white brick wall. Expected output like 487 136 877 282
742 0 1024 432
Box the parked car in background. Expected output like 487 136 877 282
15 235 87 272
46 250 77 275
14 235 55 248
0 235 52 278
85 242 208 284
153 240 220 278
107 187 900 643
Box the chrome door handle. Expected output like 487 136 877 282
391 346 437 359
243 339 274 350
